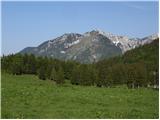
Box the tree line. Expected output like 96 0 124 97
1 39 159 88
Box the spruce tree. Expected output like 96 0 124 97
38 66 47 80
55 67 65 84
50 67 57 81
11 54 23 75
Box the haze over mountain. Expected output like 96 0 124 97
20 30 158 63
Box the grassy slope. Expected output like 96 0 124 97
1 73 159 119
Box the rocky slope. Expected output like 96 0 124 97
20 30 158 63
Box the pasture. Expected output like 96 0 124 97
1 73 159 118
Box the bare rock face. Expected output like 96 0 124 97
20 30 158 63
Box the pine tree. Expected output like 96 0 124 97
29 54 36 74
104 67 113 87
50 67 57 81
71 65 80 85
126 64 136 88
38 66 47 80
89 66 99 86
55 67 65 84
11 54 23 75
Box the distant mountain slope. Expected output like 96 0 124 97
19 30 158 63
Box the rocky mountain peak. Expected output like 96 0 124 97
84 29 111 36
19 30 158 63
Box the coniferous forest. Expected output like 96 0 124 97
1 38 159 89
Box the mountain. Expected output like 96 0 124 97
19 30 158 63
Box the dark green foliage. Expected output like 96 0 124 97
71 65 80 85
80 64 94 86
23 54 36 74
11 54 23 75
37 66 47 80
1 54 14 73
71 64 97 86
125 63 147 88
88 65 99 86
55 67 65 84
111 64 126 85
50 67 57 81
63 60 77 80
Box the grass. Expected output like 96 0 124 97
1 73 159 119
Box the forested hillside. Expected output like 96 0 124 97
96 38 158 88
1 38 159 88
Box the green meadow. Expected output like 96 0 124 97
1 73 159 119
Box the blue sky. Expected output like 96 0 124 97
2 1 159 55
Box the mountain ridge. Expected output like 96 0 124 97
19 30 158 63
